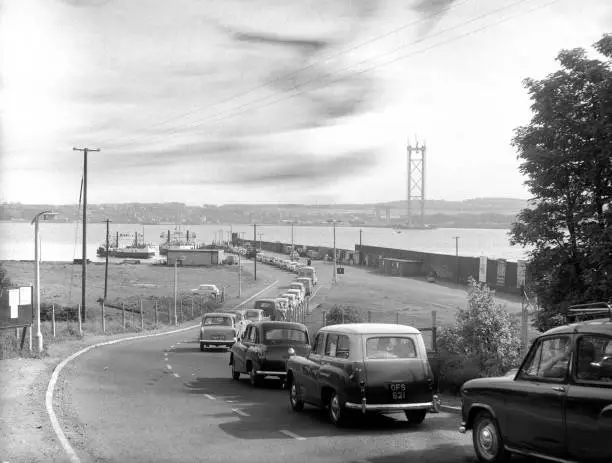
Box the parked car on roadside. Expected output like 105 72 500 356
459 302 612 463
191 284 221 299
288 282 305 300
229 321 311 387
199 312 238 351
254 299 285 321
287 288 303 304
298 266 318 286
244 308 266 325
286 323 435 427
296 277 313 296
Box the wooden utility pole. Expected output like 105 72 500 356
359 229 363 265
73 146 100 321
104 218 111 302
253 224 257 281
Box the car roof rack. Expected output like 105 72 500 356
566 302 612 323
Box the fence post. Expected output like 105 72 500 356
432 310 437 352
52 304 56 338
395 312 399 325
155 300 159 327
140 299 144 331
341 308 345 324
180 299 183 324
101 302 106 334
122 303 126 331
168 300 172 324
368 311 372 323
77 303 82 336
191 298 194 318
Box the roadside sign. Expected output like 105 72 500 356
0 286 34 330
337 267 345 275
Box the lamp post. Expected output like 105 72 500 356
173 255 185 326
31 210 57 353
328 220 341 284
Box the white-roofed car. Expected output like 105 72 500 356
287 288 302 305
282 293 298 311
199 312 238 351
286 323 434 427
191 284 221 300
288 282 305 300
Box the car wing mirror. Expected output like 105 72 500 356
591 356 612 368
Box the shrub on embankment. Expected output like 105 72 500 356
431 277 522 394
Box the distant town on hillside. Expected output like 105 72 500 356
0 198 529 229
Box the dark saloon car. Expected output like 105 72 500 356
460 303 612 463
286 323 435 427
229 321 311 387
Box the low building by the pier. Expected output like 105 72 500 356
167 249 224 266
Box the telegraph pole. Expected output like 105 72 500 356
257 232 263 251
73 146 100 321
333 221 337 284
104 218 111 302
253 224 257 281
359 229 363 266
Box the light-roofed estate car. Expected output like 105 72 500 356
199 312 238 351
288 282 305 300
286 323 434 427
191 284 221 299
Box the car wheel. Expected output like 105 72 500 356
289 380 304 412
200 343 205 352
472 411 510 463
328 392 348 427
404 409 427 424
231 360 240 380
249 369 262 387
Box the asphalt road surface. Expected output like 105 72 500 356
55 261 532 463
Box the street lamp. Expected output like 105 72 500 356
328 219 341 283
173 255 185 326
31 210 57 353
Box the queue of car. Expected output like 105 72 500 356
198 297 612 463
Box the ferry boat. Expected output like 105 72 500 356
97 231 157 259
159 226 198 255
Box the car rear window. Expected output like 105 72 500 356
203 316 232 326
263 328 308 345
256 302 274 309
366 337 417 359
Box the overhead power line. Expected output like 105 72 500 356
108 0 552 150
99 0 471 148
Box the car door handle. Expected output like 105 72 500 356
552 386 566 392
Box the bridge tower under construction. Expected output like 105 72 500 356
406 140 426 227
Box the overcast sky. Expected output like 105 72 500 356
1 0 611 205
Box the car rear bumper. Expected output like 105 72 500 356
200 340 234 347
345 401 433 413
255 370 286 376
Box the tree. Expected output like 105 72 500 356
0 263 11 293
325 305 363 325
510 34 612 331
438 278 522 375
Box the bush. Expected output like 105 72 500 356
436 277 522 393
325 305 363 325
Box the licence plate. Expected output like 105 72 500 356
389 383 408 401
212 335 224 340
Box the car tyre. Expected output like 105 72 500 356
200 343 205 352
472 411 510 463
328 392 348 427
404 409 427 424
289 380 304 412
231 360 240 380
249 369 262 387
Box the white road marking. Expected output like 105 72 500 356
204 394 216 400
225 400 237 403
232 408 249 417
173 373 180 378
166 364 172 370
231 280 280 309
279 430 306 440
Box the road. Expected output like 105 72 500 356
55 260 531 463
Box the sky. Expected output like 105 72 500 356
1 0 611 206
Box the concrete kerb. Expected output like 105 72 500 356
45 279 280 463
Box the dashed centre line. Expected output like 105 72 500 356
166 364 172 370
232 408 249 417
172 373 180 378
279 429 306 440
204 394 216 400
